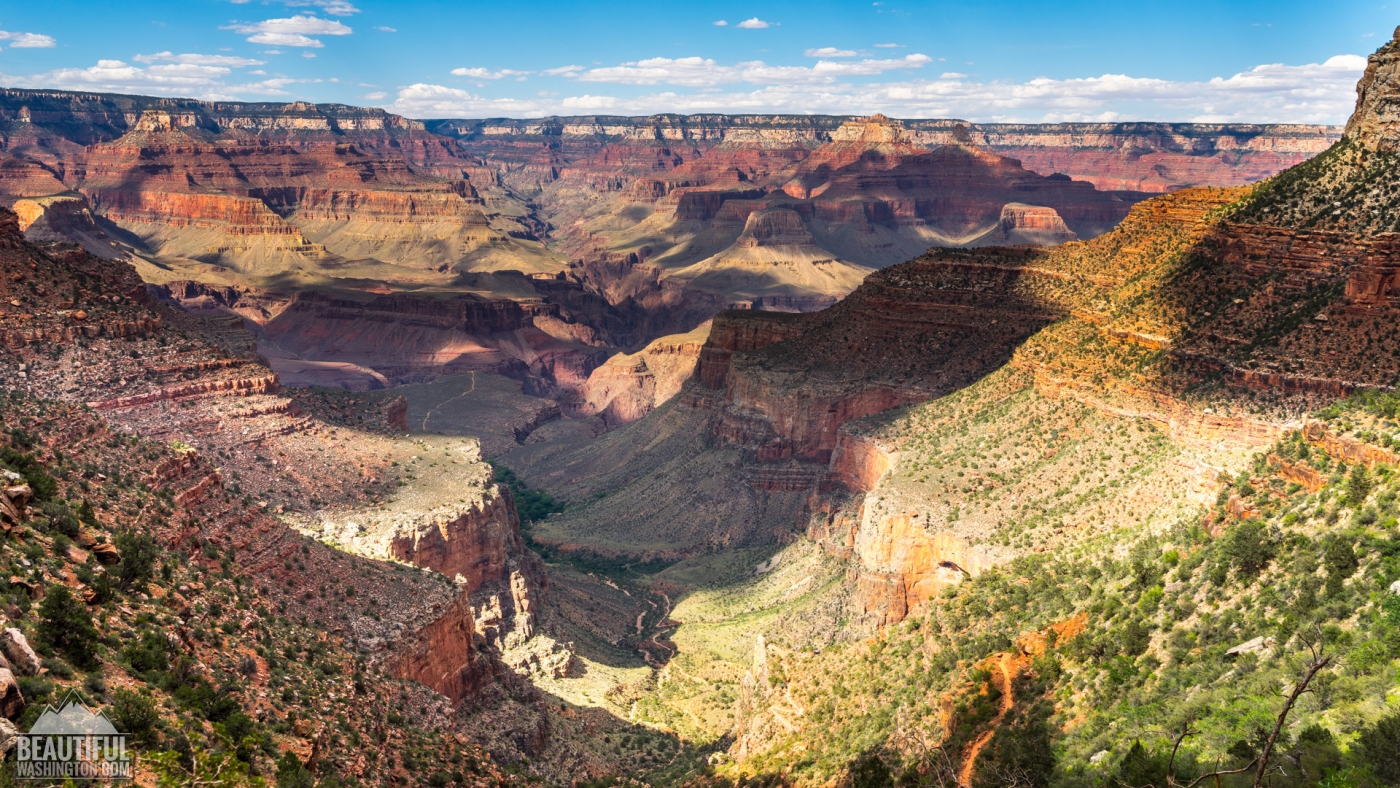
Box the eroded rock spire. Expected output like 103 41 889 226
1344 25 1400 152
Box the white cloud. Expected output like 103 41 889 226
874 43 901 48
375 25 396 32
0 30 56 48
134 51 265 67
302 51 316 58
389 54 1367 124
573 53 932 86
225 78 303 96
713 20 728 26
13 59 238 96
364 91 387 100
6 58 324 100
222 15 352 47
285 0 360 15
231 0 360 14
451 67 532 79
736 17 770 29
543 65 583 76
940 71 967 79
384 83 560 116
805 47 857 58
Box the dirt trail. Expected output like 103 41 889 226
420 371 475 432
958 651 1016 787
637 598 656 635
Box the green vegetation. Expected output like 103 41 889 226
491 461 564 523
37 585 99 669
685 419 1400 787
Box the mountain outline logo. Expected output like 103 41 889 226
15 690 131 781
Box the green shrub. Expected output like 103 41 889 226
848 752 892 788
275 751 315 788
1357 711 1400 784
123 630 169 674
114 532 159 590
36 500 79 538
1346 464 1373 507
37 585 100 668
0 448 56 502
1219 520 1276 578
108 689 159 745
1323 536 1360 597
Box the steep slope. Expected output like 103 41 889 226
0 206 655 776
484 32 1400 788
0 392 532 787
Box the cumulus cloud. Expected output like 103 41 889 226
231 0 359 14
364 91 387 100
451 67 531 79
713 20 728 26
0 30 56 48
736 18 770 29
222 15 352 47
285 0 360 15
134 51 265 67
389 54 1366 124
383 83 560 117
542 65 583 76
11 59 239 97
573 53 932 86
805 47 857 58
375 25 396 32
6 58 322 100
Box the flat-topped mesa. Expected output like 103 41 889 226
735 208 819 248
0 90 427 138
828 113 914 145
1344 27 1400 152
132 109 199 133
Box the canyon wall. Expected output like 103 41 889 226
437 116 1338 193
568 322 712 425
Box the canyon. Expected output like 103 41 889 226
0 90 1337 417
2 31 1399 788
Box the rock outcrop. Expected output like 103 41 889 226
1345 27 1400 152
386 593 487 703
569 322 711 426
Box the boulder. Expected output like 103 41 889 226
76 530 98 549
1391 579 1400 595
1225 635 1275 657
2 485 31 508
0 718 17 754
63 544 90 564
92 543 121 565
0 629 40 677
0 669 24 719
0 497 20 527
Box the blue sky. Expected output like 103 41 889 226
0 0 1389 122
